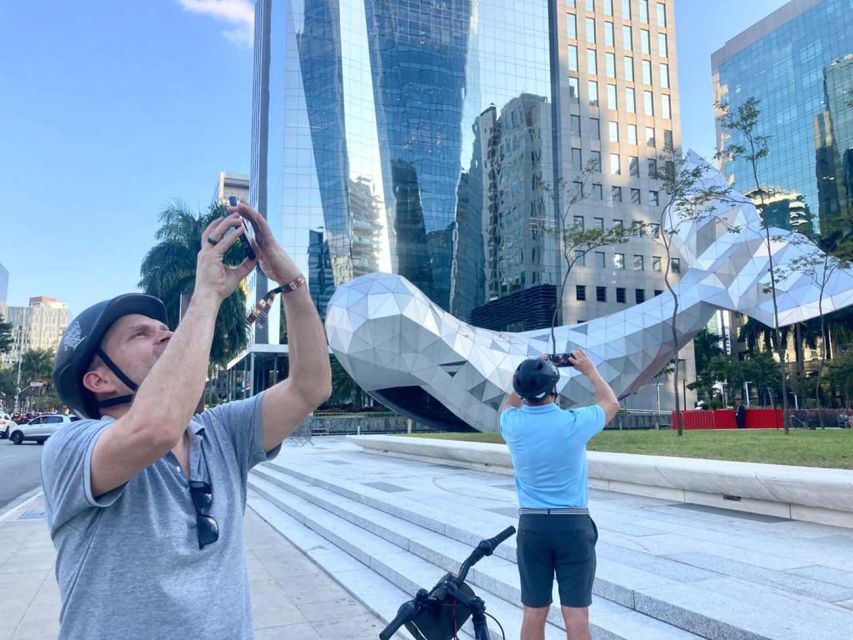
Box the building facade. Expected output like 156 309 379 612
249 0 690 411
1 296 71 368
712 0 853 236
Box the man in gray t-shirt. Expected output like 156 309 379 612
42 202 331 639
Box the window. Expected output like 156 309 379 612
622 0 631 19
658 33 668 57
595 251 606 268
582 17 597 45
625 87 636 113
585 0 595 10
629 155 639 176
592 183 603 200
647 158 658 176
652 256 662 271
568 45 578 71
567 14 577 39
610 153 621 175
654 289 663 296
577 254 586 267
663 129 673 149
616 287 626 303
633 219 644 236
659 63 670 88
572 147 583 170
635 288 646 303
641 29 650 54
590 150 601 170
611 186 623 202
608 120 619 141
614 253 625 269
573 215 585 229
643 90 654 115
568 76 580 101
613 218 624 229
649 190 659 206
607 84 617 109
639 0 649 22
671 257 681 273
567 0 576 5
631 188 641 203
604 0 613 16
624 56 634 81
645 127 655 147
590 117 600 139
642 60 652 84
656 2 666 26
649 223 660 236
661 94 671 119
627 124 637 144
573 181 584 198
593 217 605 230
633 255 644 270
588 80 599 106
587 49 597 74
605 52 616 78
622 25 632 50
604 22 614 46
576 285 587 300
570 114 581 135
596 286 607 302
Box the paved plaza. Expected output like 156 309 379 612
248 436 853 640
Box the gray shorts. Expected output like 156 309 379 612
516 513 598 608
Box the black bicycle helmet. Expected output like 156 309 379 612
512 357 560 400
54 294 167 418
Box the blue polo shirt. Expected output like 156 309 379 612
500 403 605 508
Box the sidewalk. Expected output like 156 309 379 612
0 493 387 640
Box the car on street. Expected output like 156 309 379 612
8 414 80 445
0 413 13 439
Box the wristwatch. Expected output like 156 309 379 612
279 274 306 294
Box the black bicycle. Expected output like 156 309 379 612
379 526 516 640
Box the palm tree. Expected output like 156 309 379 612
139 202 249 366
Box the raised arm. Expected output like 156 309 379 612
569 349 619 424
231 202 332 451
90 215 256 497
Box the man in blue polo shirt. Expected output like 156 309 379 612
499 350 619 640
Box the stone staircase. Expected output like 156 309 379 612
247 441 853 640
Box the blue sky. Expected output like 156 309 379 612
1 0 788 316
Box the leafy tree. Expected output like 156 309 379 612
717 97 791 432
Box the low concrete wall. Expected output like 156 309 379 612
304 415 434 436
348 435 853 529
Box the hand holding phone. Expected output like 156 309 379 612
228 196 256 261
548 352 576 368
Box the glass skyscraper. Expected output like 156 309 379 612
248 0 690 411
712 0 853 235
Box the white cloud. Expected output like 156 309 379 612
176 0 254 47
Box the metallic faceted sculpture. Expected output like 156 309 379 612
325 153 853 431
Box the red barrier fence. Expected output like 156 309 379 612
671 409 784 430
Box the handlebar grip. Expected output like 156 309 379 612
484 526 516 553
379 601 417 640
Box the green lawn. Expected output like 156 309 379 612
403 429 853 469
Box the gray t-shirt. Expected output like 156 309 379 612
40 393 279 640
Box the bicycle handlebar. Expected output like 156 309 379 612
379 526 516 639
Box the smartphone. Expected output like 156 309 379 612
548 352 575 368
228 196 256 260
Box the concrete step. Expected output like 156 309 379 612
247 492 415 640
249 475 562 640
250 467 703 640
256 457 853 640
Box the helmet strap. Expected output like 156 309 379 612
94 346 139 410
